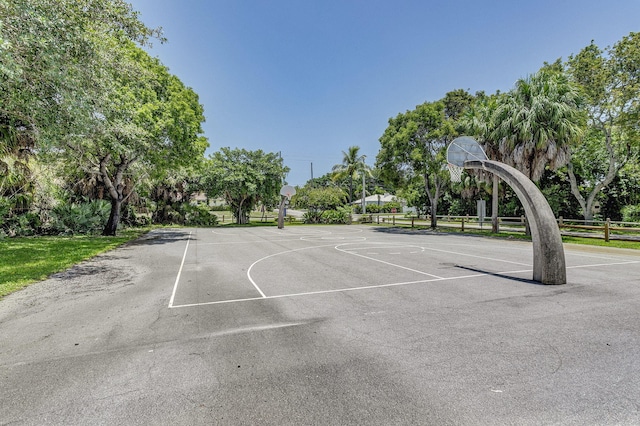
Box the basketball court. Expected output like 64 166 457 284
2 224 640 425
166 225 639 308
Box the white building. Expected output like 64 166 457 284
351 193 400 206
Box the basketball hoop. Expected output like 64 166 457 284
446 136 487 184
447 163 463 182
280 185 296 199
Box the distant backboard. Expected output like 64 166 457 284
280 185 296 198
446 136 488 167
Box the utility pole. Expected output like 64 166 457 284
361 172 366 215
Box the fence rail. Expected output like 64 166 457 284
355 213 640 242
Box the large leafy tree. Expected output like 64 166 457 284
63 42 208 235
0 0 194 236
291 186 346 223
0 0 156 221
566 33 640 220
0 0 158 145
204 148 289 224
376 101 454 228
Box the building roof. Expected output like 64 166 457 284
351 193 398 204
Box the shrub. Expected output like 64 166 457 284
302 210 323 224
381 202 402 213
48 200 111 235
321 208 350 224
621 205 640 222
183 204 218 226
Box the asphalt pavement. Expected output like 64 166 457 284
1 225 640 425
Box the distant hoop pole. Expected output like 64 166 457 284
278 185 296 229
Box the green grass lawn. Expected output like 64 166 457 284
0 228 149 299
433 226 640 249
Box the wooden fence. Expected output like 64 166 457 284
357 214 640 242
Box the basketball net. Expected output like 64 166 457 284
447 163 463 182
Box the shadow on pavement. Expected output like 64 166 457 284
454 264 542 286
125 229 192 246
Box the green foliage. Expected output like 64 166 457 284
376 99 455 227
487 70 584 181
621 205 640 222
303 206 351 224
183 204 218 226
48 200 112 235
381 201 402 213
293 186 346 211
204 148 288 224
321 207 351 224
564 33 640 220
446 198 466 216
302 210 323 224
0 0 159 146
352 202 401 214
331 146 370 203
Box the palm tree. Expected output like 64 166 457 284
332 146 369 203
459 70 583 231
491 70 584 182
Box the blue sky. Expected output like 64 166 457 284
128 0 640 186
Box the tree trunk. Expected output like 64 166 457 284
430 198 438 228
103 197 122 236
424 172 440 229
99 153 134 236
236 198 248 224
491 175 499 233
567 130 621 223
348 176 353 204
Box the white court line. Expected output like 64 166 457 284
169 272 489 308
567 260 640 269
246 243 340 298
168 258 640 309
421 245 532 266
338 244 444 279
169 265 547 309
335 241 531 267
197 238 314 246
565 250 640 262
168 231 192 308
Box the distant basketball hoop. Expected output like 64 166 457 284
277 185 296 229
280 185 296 199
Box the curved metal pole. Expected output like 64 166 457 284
465 160 566 285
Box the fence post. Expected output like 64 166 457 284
605 218 610 242
462 216 465 232
558 216 563 226
393 215 395 225
411 217 415 228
